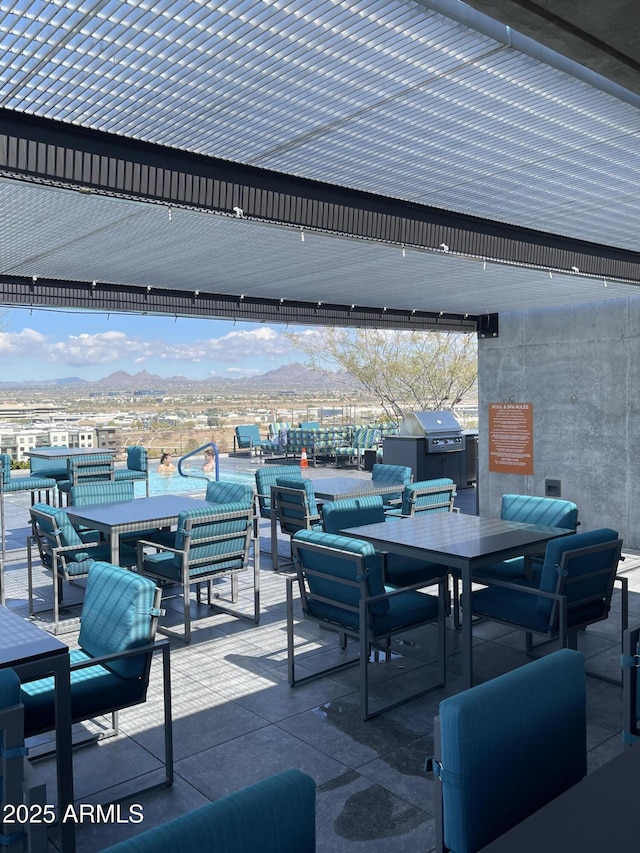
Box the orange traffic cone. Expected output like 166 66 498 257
300 447 309 468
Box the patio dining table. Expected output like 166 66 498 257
65 494 213 565
342 512 573 688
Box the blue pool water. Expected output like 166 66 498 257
137 466 255 497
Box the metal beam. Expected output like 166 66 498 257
3 110 640 284
0 275 480 334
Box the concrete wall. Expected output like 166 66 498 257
478 296 640 548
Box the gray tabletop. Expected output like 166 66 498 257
343 512 572 688
342 512 570 572
65 494 211 529
25 446 116 459
479 743 640 852
309 476 402 502
0 605 67 666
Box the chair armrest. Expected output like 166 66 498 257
69 637 169 671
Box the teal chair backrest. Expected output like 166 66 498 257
0 453 11 487
255 465 295 515
206 480 254 507
70 480 134 506
401 478 456 515
173 504 252 572
293 529 388 622
322 496 386 535
437 648 586 853
125 445 147 473
78 562 159 680
501 494 578 530
275 477 318 518
372 463 412 503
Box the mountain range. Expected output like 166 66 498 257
0 364 357 393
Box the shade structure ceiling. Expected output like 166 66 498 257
1 0 640 330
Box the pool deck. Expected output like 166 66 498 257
2 453 637 851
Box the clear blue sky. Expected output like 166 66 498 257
0 307 313 381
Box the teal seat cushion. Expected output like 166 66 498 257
1 475 57 493
21 649 146 736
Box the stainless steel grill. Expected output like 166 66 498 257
400 411 466 454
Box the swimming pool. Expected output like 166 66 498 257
137 466 255 497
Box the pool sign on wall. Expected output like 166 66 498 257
488 403 533 475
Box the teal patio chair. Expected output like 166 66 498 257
254 465 295 518
233 425 278 458
431 649 586 853
114 445 149 495
371 463 413 507
270 479 322 572
0 453 57 605
469 528 626 677
288 530 446 719
21 561 173 799
57 453 115 504
451 493 579 627
385 478 457 517
322 495 446 587
138 503 259 643
27 502 137 632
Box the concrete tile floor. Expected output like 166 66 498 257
1 454 637 851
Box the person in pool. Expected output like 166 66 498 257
158 452 176 475
202 447 216 473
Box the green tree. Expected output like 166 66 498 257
287 328 477 422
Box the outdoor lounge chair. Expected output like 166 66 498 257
27 502 137 632
233 425 277 458
138 503 259 643
334 426 380 469
431 649 586 853
21 561 173 800
288 529 446 719
254 465 294 518
101 768 315 853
